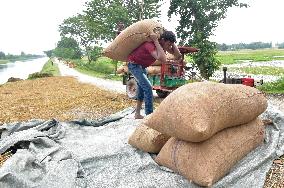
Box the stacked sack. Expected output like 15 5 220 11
128 81 267 187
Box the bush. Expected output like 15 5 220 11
28 72 53 80
76 57 115 74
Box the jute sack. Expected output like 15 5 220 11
166 53 178 60
103 19 164 62
147 66 161 75
116 65 129 74
144 82 267 142
128 124 170 153
155 118 265 187
152 60 162 66
116 66 125 74
152 53 178 66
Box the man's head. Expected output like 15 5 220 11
160 30 177 43
159 30 177 50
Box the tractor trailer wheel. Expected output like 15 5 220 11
156 89 170 98
126 78 137 99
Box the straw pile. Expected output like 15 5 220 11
0 76 136 124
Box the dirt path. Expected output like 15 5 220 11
56 59 125 94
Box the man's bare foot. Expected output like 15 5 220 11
135 114 144 119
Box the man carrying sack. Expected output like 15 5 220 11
127 31 182 119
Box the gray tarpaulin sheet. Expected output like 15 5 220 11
0 105 283 188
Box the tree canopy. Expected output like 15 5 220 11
53 37 82 59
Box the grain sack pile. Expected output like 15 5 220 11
103 19 164 62
140 82 268 186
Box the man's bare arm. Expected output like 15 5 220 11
167 43 182 60
149 34 167 63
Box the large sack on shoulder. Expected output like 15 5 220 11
144 82 267 142
103 19 164 62
155 118 265 187
128 124 170 153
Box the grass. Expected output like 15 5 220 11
229 66 284 76
258 77 284 94
0 60 9 64
28 59 60 79
72 57 123 81
40 59 60 76
185 48 284 93
216 49 284 65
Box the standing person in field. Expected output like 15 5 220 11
127 30 182 119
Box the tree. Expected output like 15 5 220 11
278 42 284 49
168 0 248 79
81 0 162 73
44 50 53 58
59 14 100 63
0 51 5 59
89 46 103 62
84 0 162 42
124 0 162 21
54 37 82 59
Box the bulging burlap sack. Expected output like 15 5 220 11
152 60 162 66
128 124 170 153
166 53 178 60
155 118 265 187
103 19 164 62
152 52 178 66
144 82 267 142
147 66 161 75
116 66 125 74
117 65 129 74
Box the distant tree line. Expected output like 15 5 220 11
277 42 284 49
216 42 274 51
0 51 43 60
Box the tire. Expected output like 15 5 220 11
126 78 138 99
156 89 170 98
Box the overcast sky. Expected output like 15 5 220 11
0 0 283 55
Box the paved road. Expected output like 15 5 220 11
55 59 126 94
